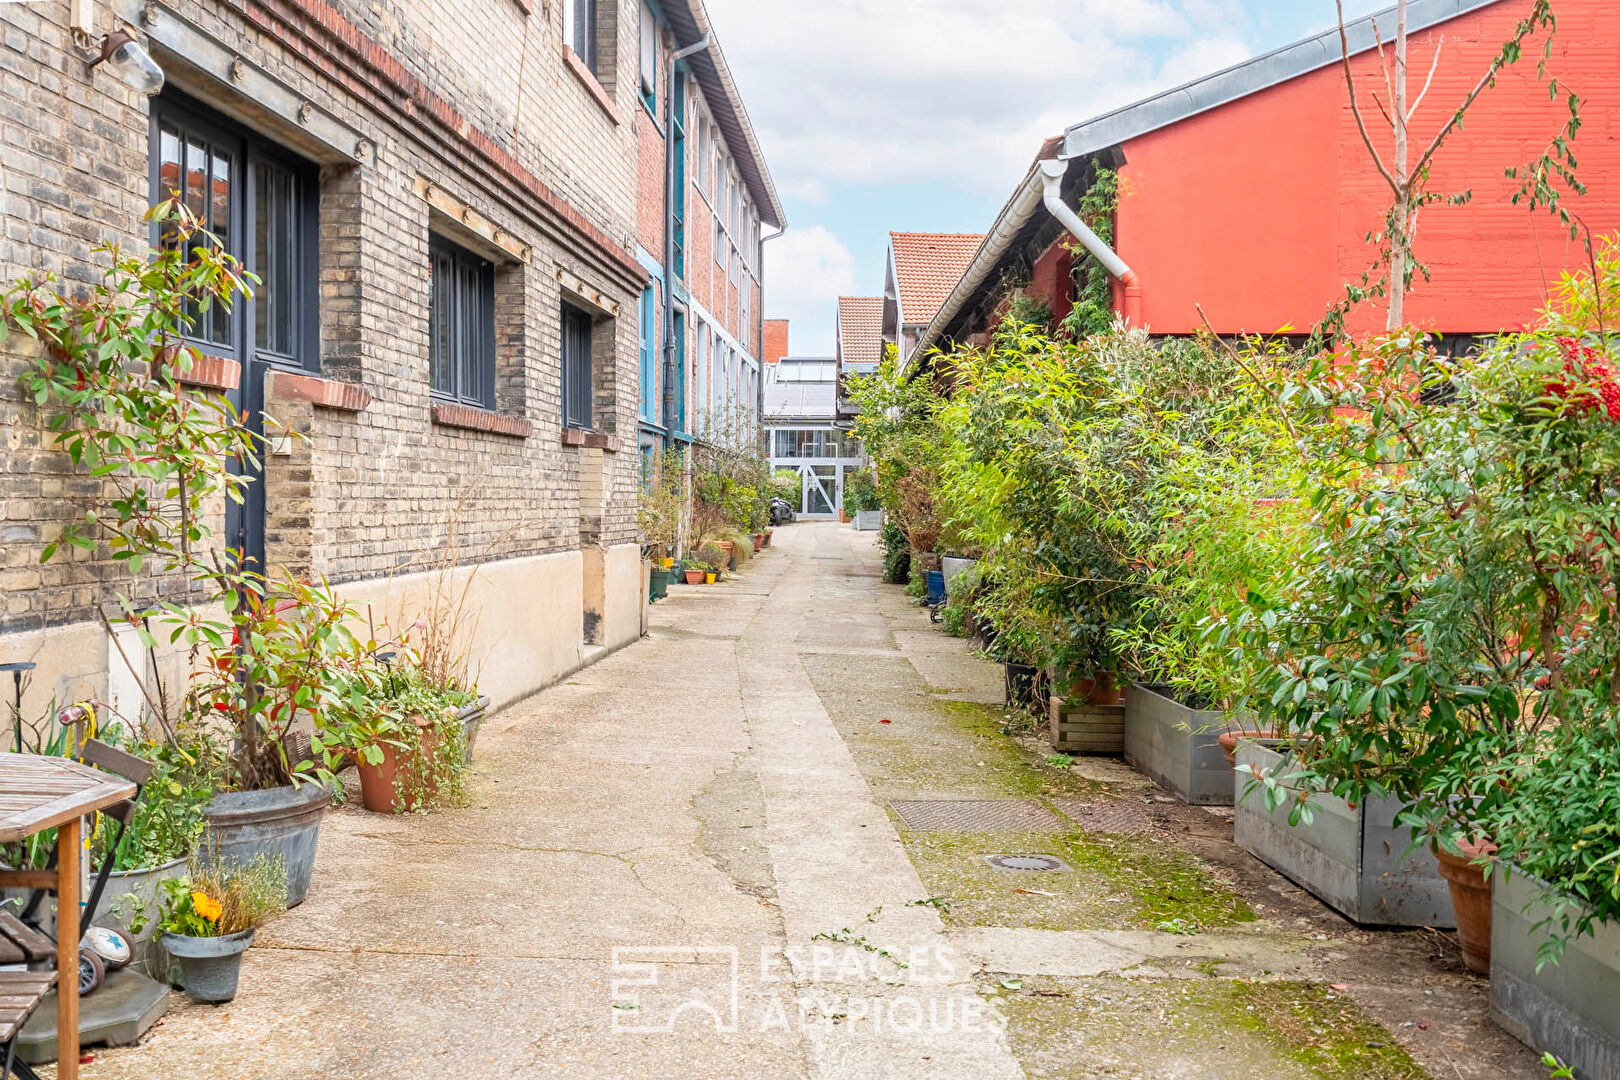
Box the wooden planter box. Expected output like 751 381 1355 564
1124 684 1232 806
1049 694 1124 754
1491 868 1620 1078
1234 742 1455 928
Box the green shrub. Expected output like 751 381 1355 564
878 521 911 584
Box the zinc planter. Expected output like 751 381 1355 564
940 556 978 596
1124 684 1233 806
162 929 254 1004
1490 868 1620 1078
853 510 883 531
1233 742 1455 928
101 855 189 980
458 695 490 764
202 783 329 908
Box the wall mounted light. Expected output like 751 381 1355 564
86 26 165 95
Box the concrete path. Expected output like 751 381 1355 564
83 521 1538 1080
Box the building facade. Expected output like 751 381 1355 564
764 355 862 520
919 0 1620 357
0 0 675 714
631 0 781 473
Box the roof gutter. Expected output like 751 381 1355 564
1038 158 1140 327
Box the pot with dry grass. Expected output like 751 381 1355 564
157 854 288 1003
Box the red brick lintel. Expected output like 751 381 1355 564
431 402 533 438
268 371 372 412
174 353 241 391
561 427 620 452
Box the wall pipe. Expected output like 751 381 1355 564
1038 158 1141 326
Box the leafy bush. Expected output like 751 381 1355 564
843 471 880 513
878 521 911 584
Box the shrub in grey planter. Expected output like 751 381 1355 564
163 929 254 1003
202 783 329 908
1491 868 1620 1078
1123 684 1232 805
1234 742 1455 928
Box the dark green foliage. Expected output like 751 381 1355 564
878 521 911 584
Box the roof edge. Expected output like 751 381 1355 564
1063 0 1503 159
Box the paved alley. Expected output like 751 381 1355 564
84 522 1543 1080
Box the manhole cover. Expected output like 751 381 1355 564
984 854 1071 872
889 800 1067 833
1052 800 1151 835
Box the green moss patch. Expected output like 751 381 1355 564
1000 976 1428 1080
899 828 1255 932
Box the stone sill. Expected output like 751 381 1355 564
562 427 619 452
562 45 622 126
174 353 240 391
267 371 371 412
431 402 533 438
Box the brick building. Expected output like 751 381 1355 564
916 0 1620 363
631 0 781 469
0 0 702 713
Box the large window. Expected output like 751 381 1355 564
563 0 599 74
562 302 594 430
771 428 863 460
428 237 495 407
638 286 657 423
152 95 318 370
638 3 657 113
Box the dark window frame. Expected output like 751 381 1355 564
562 301 595 431
148 92 320 375
428 235 497 409
567 0 600 75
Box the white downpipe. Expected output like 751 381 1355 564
1038 158 1141 323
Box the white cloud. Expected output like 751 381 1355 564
704 0 1256 198
762 225 858 355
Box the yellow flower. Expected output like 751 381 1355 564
191 891 222 923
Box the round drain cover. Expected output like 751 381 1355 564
985 854 1068 872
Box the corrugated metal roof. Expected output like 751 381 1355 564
1064 0 1503 158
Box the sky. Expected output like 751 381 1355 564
705 0 1389 356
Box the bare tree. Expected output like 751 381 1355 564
1333 0 1582 333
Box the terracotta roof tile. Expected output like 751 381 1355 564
889 232 985 326
837 296 885 366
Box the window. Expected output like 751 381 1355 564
563 0 598 74
638 286 657 423
427 237 495 407
694 115 710 198
672 310 687 435
153 94 318 370
562 302 594 430
671 70 686 279
741 278 750 344
638 3 657 112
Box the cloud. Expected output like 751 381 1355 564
761 225 858 354
704 0 1255 198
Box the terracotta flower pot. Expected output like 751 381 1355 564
356 723 439 813
683 569 705 585
1072 674 1122 707
752 533 763 552
1434 839 1496 974
763 530 773 547
1218 729 1280 766
840 510 851 523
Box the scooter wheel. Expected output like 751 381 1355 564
78 948 105 995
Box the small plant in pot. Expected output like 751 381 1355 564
157 854 287 1004
683 563 708 586
320 661 472 815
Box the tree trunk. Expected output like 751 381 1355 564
1388 0 1410 330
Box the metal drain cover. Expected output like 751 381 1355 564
889 800 1067 833
984 854 1071 872
1052 800 1151 835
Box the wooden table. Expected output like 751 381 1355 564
0 754 135 1080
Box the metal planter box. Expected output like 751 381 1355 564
1048 695 1124 754
853 510 883 531
1123 684 1233 805
1233 742 1455 928
1491 868 1620 1078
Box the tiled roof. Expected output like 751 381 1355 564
889 233 984 326
837 296 885 366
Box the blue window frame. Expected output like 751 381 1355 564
671 69 686 280
639 286 657 423
673 309 687 436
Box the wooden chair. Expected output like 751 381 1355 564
0 911 58 1080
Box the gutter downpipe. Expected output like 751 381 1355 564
1039 158 1141 326
758 224 787 452
662 33 710 447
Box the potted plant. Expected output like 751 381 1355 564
157 854 287 1004
321 661 472 815
704 566 718 585
684 564 707 586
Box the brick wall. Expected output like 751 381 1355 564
0 0 647 644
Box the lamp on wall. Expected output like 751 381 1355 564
71 0 165 96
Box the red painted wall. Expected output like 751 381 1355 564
1115 0 1620 336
